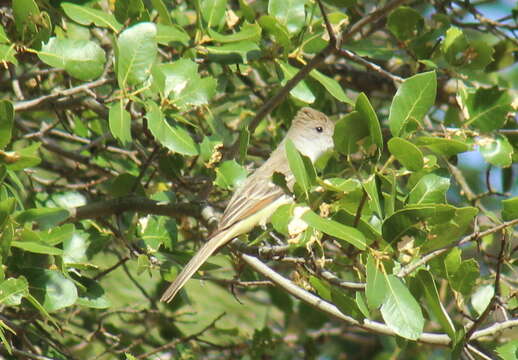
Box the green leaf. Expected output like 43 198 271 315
331 287 365 320
0 277 28 306
309 70 353 104
258 15 290 49
11 241 63 255
478 135 513 167
387 6 424 41
156 24 189 45
61 3 122 33
30 270 78 312
301 210 366 250
63 231 90 265
140 216 176 252
388 71 437 137
380 275 424 340
208 22 262 43
366 254 388 309
201 0 227 28
0 198 15 232
146 102 198 156
446 252 479 296
278 61 315 103
333 111 368 155
502 197 518 221
268 0 307 34
442 27 469 66
408 172 450 204
214 160 248 190
174 77 217 109
40 224 75 246
205 41 261 64
151 0 172 25
0 100 14 150
0 44 18 65
309 276 331 301
270 203 295 236
75 277 111 309
415 270 456 340
0 25 9 43
415 137 470 157
496 340 518 360
356 93 383 152
321 178 361 193
116 22 157 88
388 137 424 171
38 37 106 81
363 175 382 219
382 204 477 246
2 145 41 171
114 0 146 24
471 284 494 316
462 87 513 132
285 139 311 196
16 207 70 230
13 0 40 37
153 58 197 98
109 101 132 145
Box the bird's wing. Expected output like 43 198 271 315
216 172 293 233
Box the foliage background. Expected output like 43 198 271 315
0 0 517 359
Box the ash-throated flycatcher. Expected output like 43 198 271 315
161 107 335 303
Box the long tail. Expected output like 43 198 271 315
160 230 232 303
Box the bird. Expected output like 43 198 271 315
161 107 335 303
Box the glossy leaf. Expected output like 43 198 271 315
0 100 14 150
31 270 78 312
0 277 28 306
387 6 424 41
156 24 189 45
388 71 437 137
61 3 122 32
116 22 157 88
258 15 290 48
502 197 518 221
366 254 388 309
16 207 70 230
268 0 306 34
462 87 513 132
39 38 106 81
478 135 513 167
109 101 132 145
285 139 311 196
301 209 366 250
415 137 470 157
415 270 456 340
356 93 383 152
11 241 63 255
214 160 248 190
309 70 353 104
208 22 262 43
201 0 227 28
146 102 198 156
408 172 450 204
388 137 424 171
205 41 261 63
380 275 424 340
278 61 315 103
471 284 494 316
333 111 368 155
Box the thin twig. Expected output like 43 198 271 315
136 313 225 359
398 218 518 278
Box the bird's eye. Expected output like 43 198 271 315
315 126 323 133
